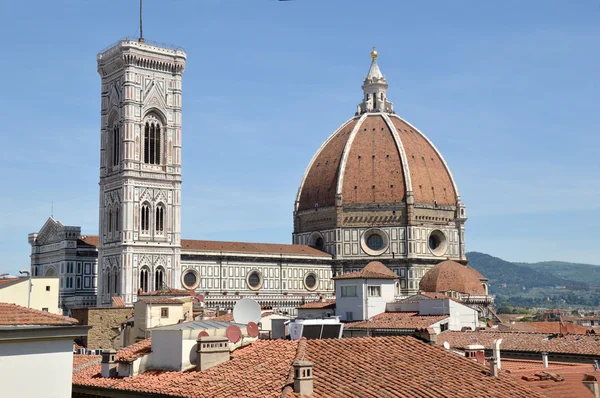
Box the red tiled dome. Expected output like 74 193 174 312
296 113 459 211
419 259 486 295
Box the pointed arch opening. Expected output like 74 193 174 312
141 202 151 234
143 114 163 165
155 204 165 234
155 266 165 291
140 267 150 293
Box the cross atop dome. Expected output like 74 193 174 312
357 46 394 115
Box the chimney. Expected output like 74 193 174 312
542 352 549 368
101 349 117 378
493 339 502 370
489 357 499 377
583 374 600 398
293 360 314 396
196 336 230 371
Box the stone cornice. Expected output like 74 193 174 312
97 39 186 77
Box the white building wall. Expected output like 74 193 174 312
0 338 74 398
150 329 184 371
0 278 60 314
335 278 394 321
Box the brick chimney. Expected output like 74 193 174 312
196 336 230 371
293 360 314 395
101 349 117 378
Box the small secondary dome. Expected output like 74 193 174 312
419 260 486 296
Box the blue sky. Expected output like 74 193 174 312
0 0 598 274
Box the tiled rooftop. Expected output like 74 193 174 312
73 336 546 397
0 277 22 287
0 302 78 326
500 359 597 398
332 261 398 280
139 288 192 297
181 239 330 257
499 321 591 334
297 299 336 309
138 297 183 305
71 236 331 257
116 338 152 362
345 312 449 330
439 330 600 356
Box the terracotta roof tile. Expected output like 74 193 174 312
500 359 597 398
116 338 152 362
210 313 233 322
77 235 99 247
138 297 183 305
439 330 600 356
345 312 449 330
181 239 331 257
111 296 125 308
332 261 397 280
0 277 22 287
297 299 336 309
0 302 78 326
74 336 546 397
139 288 192 297
500 321 591 334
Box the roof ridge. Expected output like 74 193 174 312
280 339 308 397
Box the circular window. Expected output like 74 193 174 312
181 269 200 290
246 270 263 290
360 228 389 256
428 230 448 256
366 234 383 251
304 273 318 291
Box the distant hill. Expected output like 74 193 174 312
466 252 578 291
517 261 600 286
465 252 600 308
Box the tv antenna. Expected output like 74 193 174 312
139 0 145 43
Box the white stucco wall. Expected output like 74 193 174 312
0 338 74 398
0 277 60 314
335 278 394 321
151 329 184 371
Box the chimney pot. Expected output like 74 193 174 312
293 360 314 396
101 349 117 378
542 352 549 368
196 336 230 371
582 374 600 398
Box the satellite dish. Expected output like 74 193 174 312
226 325 242 343
233 298 261 325
443 341 450 350
247 321 259 338
197 331 209 339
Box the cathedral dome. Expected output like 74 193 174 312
295 50 460 212
419 259 486 296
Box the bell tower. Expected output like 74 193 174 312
96 38 186 306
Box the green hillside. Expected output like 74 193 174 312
465 252 578 290
466 252 600 308
517 261 600 286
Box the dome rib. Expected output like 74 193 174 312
381 113 413 194
390 114 461 202
295 117 358 211
335 113 368 199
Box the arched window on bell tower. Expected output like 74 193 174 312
144 115 162 165
140 267 150 293
141 202 150 234
155 204 164 234
112 124 120 166
155 266 165 290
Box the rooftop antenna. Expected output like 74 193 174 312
139 0 145 43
